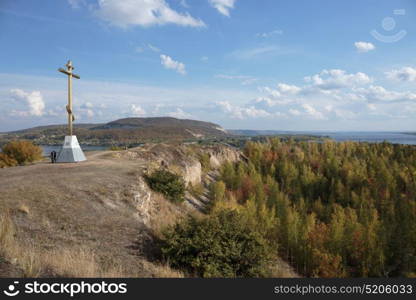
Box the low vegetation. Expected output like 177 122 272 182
0 140 42 168
161 209 275 278
144 169 186 203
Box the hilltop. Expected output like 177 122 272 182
0 117 228 146
0 142 298 278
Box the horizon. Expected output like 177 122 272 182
1 0 416 132
1 116 415 134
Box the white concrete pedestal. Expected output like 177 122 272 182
57 135 86 163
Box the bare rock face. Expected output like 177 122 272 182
206 146 241 169
131 143 242 187
182 161 202 186
133 177 153 225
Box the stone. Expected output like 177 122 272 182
56 135 86 163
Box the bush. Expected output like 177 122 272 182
0 153 18 168
188 183 204 198
199 153 211 172
144 169 185 203
1 140 42 166
161 209 274 277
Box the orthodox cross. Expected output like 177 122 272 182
58 60 80 136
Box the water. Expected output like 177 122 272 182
309 132 416 145
41 145 108 157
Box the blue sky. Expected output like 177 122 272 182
1 0 415 131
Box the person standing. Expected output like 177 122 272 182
50 151 57 163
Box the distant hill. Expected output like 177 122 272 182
0 117 228 146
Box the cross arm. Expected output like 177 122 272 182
58 68 81 79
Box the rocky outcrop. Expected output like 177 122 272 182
120 143 242 212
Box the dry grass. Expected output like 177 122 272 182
0 213 126 277
141 260 184 278
17 204 30 215
41 247 125 278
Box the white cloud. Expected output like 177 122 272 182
215 74 258 85
209 0 236 17
216 101 274 119
68 0 86 9
160 54 186 75
256 29 283 38
354 41 375 53
304 69 372 90
167 108 192 119
277 83 301 94
353 85 416 103
10 89 45 117
131 104 146 116
85 109 95 118
148 44 161 52
81 101 94 109
94 0 205 28
386 67 416 82
302 104 325 120
201 56 209 62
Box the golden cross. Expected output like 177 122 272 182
58 60 80 136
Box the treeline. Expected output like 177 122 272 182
210 138 416 277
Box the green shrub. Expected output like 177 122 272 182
161 209 274 277
199 153 211 172
144 169 185 203
188 183 205 198
1 140 42 166
209 181 226 203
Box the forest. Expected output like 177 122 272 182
208 138 416 277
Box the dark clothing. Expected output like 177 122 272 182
50 151 57 163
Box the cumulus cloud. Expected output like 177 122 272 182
10 89 45 117
301 104 325 120
81 102 94 109
160 54 186 75
131 104 146 116
354 41 375 53
386 67 416 82
304 69 372 90
167 108 192 119
233 68 416 123
215 101 279 119
276 83 301 94
209 0 236 17
93 0 205 28
353 85 416 103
